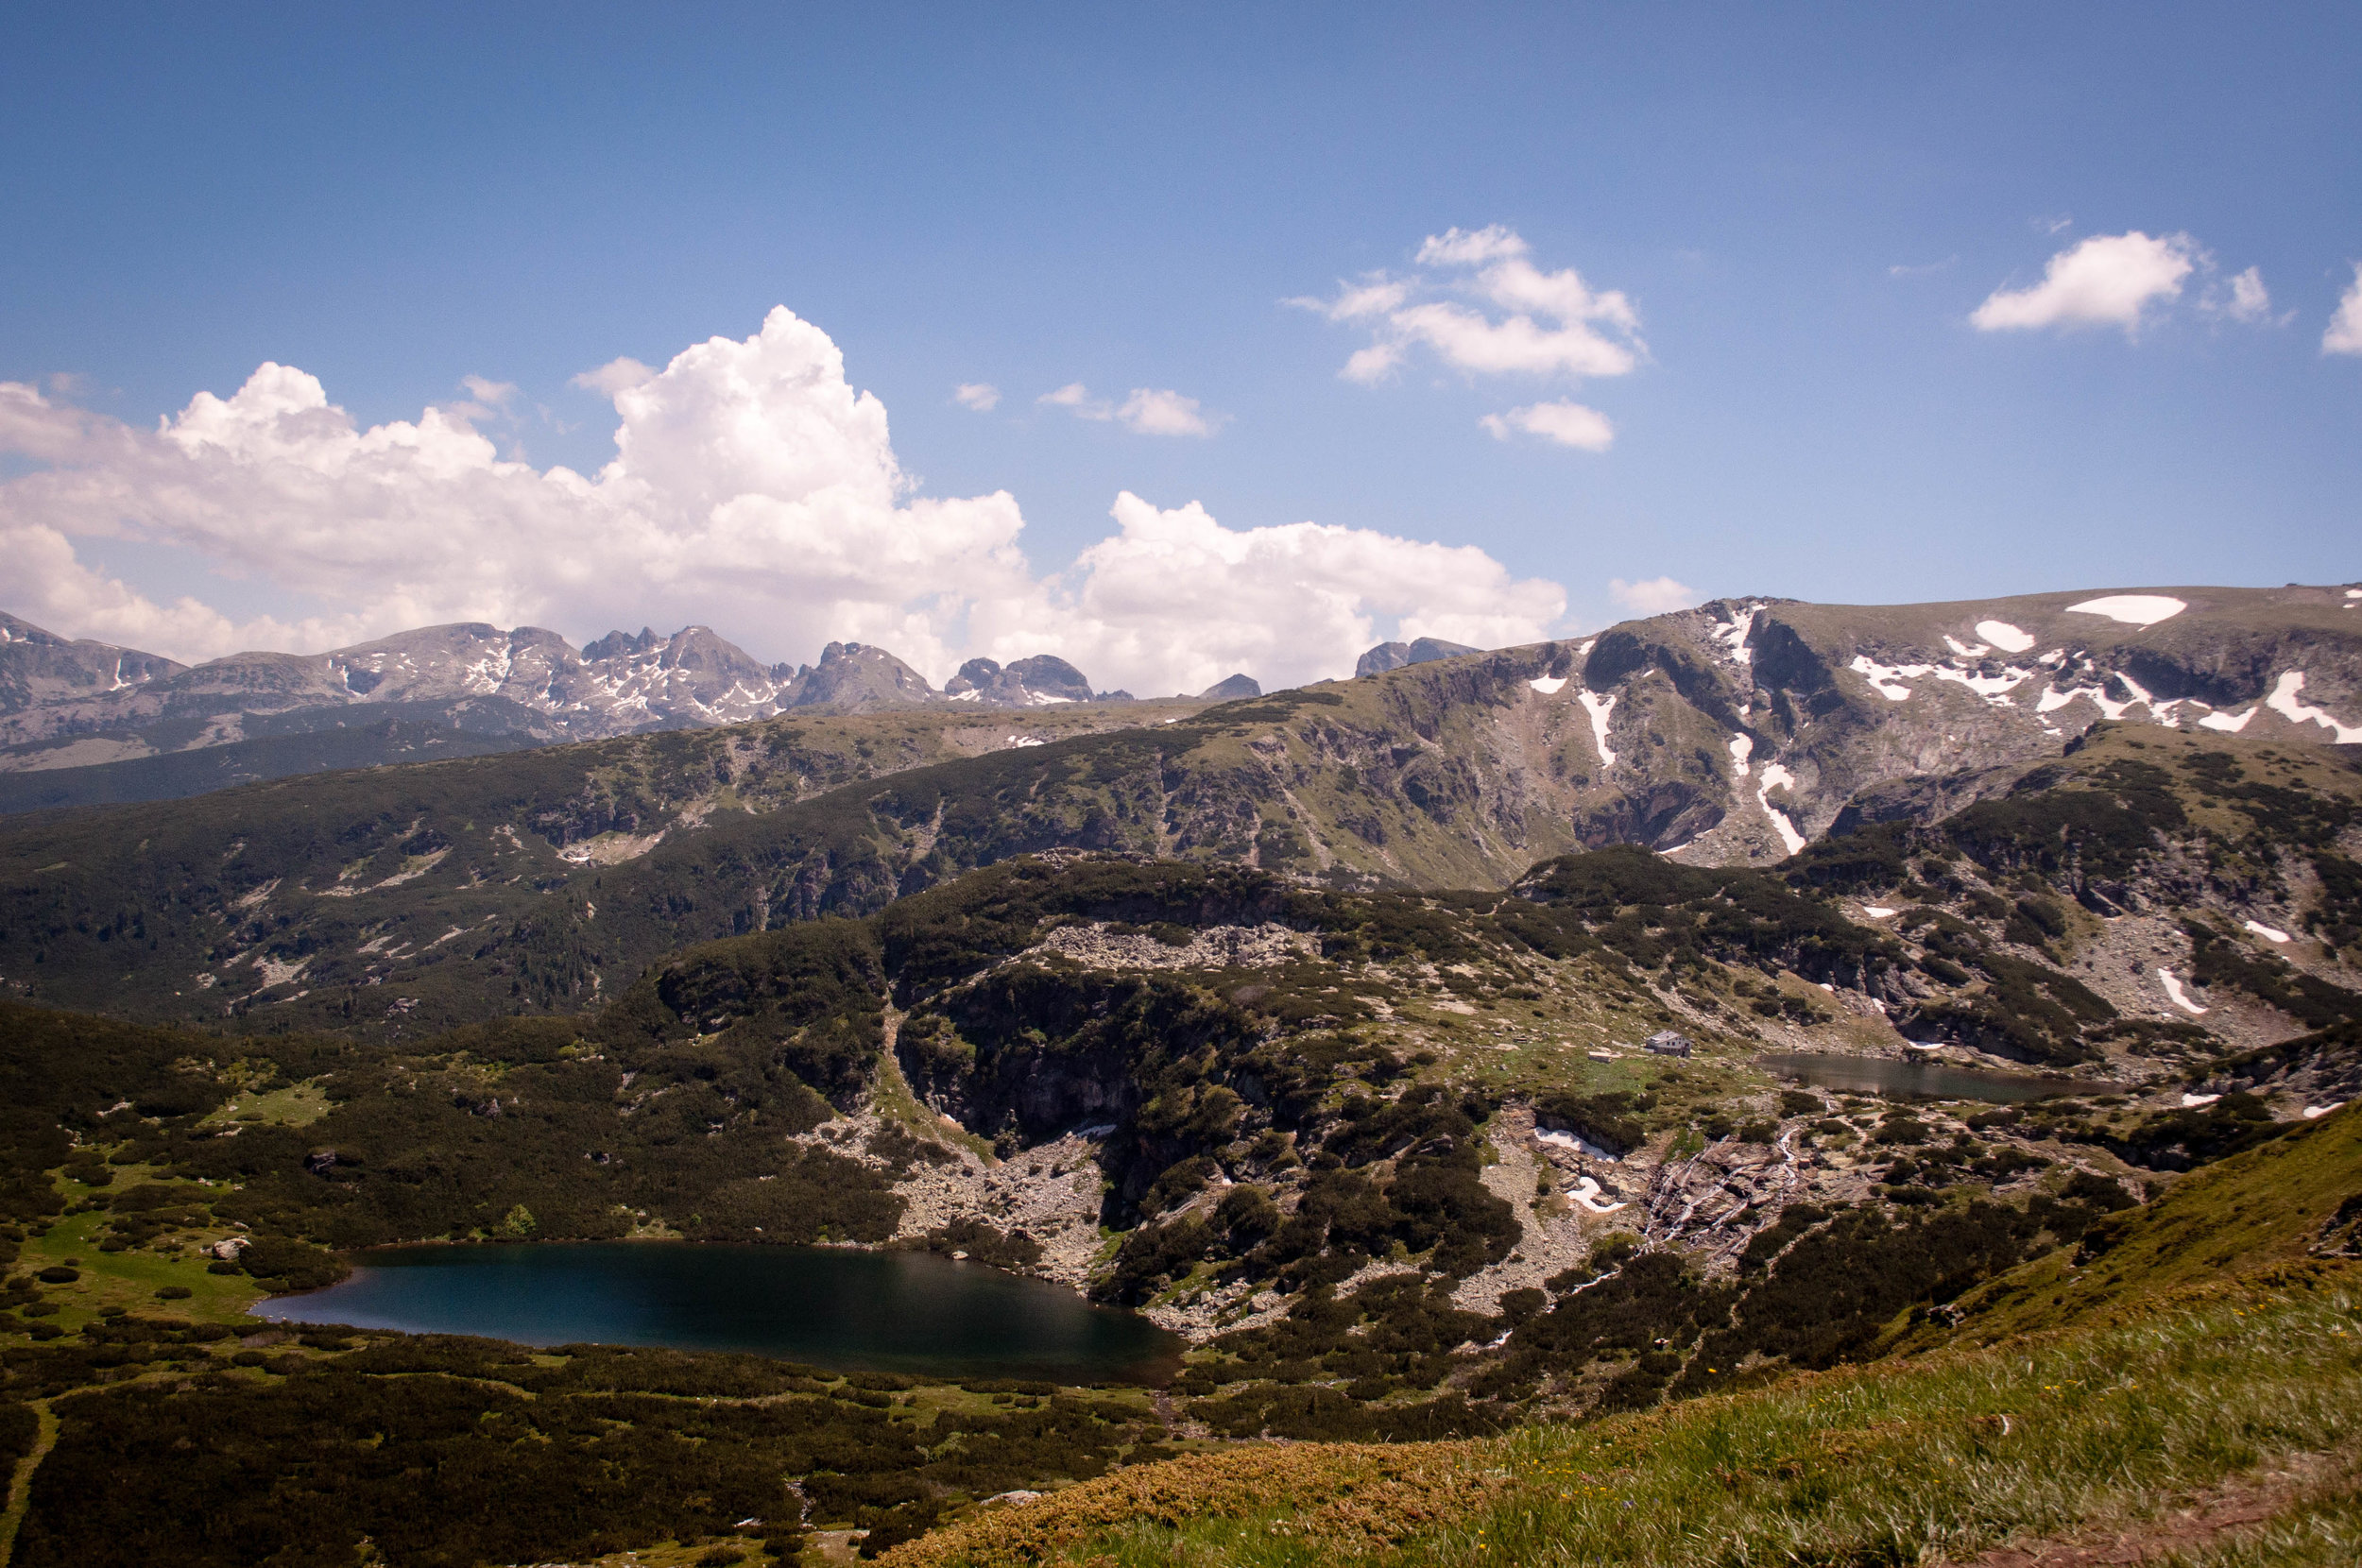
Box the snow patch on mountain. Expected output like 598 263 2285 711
1755 762 1807 857
2067 594 2186 626
1577 690 1617 768
1851 652 2034 707
2199 705 2257 733
1709 603 1758 666
2265 672 2362 743
1850 656 1921 701
2158 968 2207 1014
2113 672 2181 727
1975 619 2036 653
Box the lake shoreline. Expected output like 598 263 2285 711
249 1236 1187 1386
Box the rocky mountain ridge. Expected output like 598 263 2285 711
3 583 2358 1039
1548 582 2362 866
0 613 1148 783
1355 635 1479 676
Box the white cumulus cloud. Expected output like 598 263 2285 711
2324 264 2362 356
1480 400 1614 452
1971 230 2197 335
1114 388 1220 437
0 309 1550 693
1608 575 1700 616
952 382 1001 411
967 492 1565 695
2219 266 2272 324
1305 225 1643 384
1036 383 1222 436
1299 225 1640 444
1414 227 1531 267
571 357 655 396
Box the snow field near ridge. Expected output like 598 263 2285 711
1844 633 2361 745
1974 619 2036 653
2065 594 2187 625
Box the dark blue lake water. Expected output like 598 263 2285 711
256 1242 1182 1384
1760 1051 2119 1103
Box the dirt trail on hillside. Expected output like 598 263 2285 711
1956 1447 2355 1566
0 1400 59 1568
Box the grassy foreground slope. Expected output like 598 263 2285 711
884 1110 2362 1568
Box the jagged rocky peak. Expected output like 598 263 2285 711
945 653 1099 707
583 623 776 679
568 623 796 725
1196 673 1261 701
792 640 941 710
1355 636 1481 676
581 626 662 660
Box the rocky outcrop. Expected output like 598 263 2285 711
945 655 1097 707
1356 637 1480 676
788 640 941 710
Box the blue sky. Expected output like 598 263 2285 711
3 3 2357 689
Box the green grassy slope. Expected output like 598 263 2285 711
1905 1099 2362 1351
881 1108 2362 1568
883 1274 2362 1568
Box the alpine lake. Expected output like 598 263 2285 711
257 1241 1184 1385
1759 1050 2122 1103
257 1056 2113 1381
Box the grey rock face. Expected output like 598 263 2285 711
791 641 941 710
0 612 185 717
944 653 1097 707
1355 636 1481 677
1195 673 1261 701
1007 655 1092 702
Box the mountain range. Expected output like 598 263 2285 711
2 579 2360 1565
0 613 1265 811
2 581 2356 1032
0 613 1114 754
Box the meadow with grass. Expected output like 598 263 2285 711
884 1266 2362 1568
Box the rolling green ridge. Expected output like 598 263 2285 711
0 717 545 815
